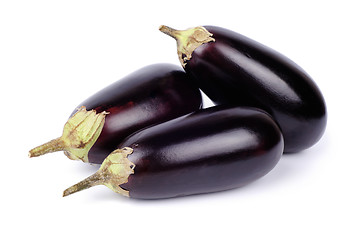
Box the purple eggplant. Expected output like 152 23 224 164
29 63 202 164
63 106 284 199
160 25 327 153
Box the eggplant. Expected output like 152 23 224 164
29 63 202 164
63 106 284 199
159 25 327 153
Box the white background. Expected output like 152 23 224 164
1 0 360 239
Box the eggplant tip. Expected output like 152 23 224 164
159 25 215 67
62 190 71 197
63 187 76 197
62 148 135 198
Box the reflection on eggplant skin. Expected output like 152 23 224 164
221 45 302 105
160 128 259 165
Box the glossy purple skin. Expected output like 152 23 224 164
119 106 284 199
74 63 202 164
184 26 327 153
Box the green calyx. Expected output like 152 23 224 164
28 106 108 163
63 147 135 197
159 25 215 67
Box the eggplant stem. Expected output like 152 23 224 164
63 147 135 198
28 106 108 163
28 137 65 158
159 25 215 67
158 25 179 39
63 172 104 197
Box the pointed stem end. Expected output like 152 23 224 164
159 25 215 67
63 186 77 197
63 172 103 197
159 25 178 39
28 106 107 162
28 137 65 158
63 147 135 198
